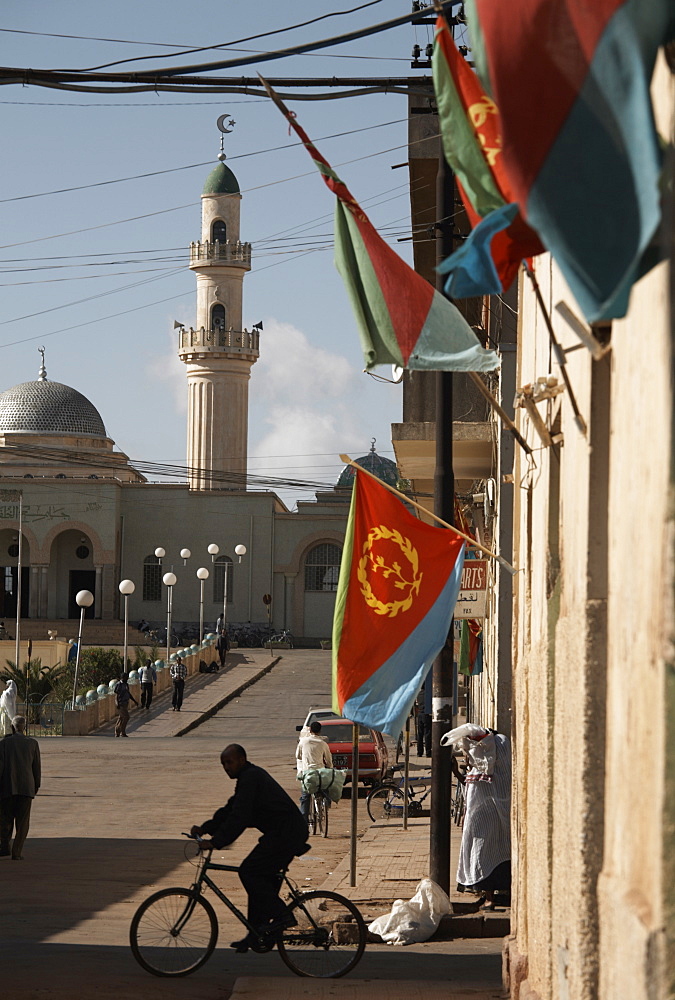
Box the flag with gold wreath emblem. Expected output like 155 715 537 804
332 469 465 738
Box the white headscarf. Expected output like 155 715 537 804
0 680 18 734
440 723 496 778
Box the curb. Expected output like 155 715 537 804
335 911 509 945
172 656 281 736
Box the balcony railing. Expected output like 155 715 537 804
189 240 252 266
178 326 260 354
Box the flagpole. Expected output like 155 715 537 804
523 261 588 435
339 454 515 574
350 722 359 887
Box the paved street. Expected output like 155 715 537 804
0 651 504 999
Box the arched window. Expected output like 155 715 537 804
211 304 226 332
143 554 162 602
211 219 227 243
304 543 341 592
213 555 234 604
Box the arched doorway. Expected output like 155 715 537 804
303 542 341 639
0 528 30 619
49 529 96 619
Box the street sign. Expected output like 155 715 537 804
454 560 488 619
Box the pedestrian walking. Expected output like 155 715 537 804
191 744 309 952
113 672 138 737
215 629 230 669
0 715 41 860
0 680 18 736
215 613 224 634
296 721 333 821
139 660 157 710
441 723 512 908
416 683 432 758
170 655 187 711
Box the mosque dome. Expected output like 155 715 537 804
202 161 240 195
336 441 399 490
0 378 107 437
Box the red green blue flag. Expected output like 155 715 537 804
466 0 674 321
262 79 499 373
332 469 465 738
432 14 544 297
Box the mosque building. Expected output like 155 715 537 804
0 153 399 641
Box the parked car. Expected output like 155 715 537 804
319 718 388 786
295 707 341 733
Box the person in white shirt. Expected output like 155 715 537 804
296 721 333 820
139 661 157 711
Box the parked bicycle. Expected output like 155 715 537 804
366 764 432 822
130 834 366 979
269 629 294 647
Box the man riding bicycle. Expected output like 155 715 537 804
190 744 309 952
296 721 333 821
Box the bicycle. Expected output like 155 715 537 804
269 629 294 647
366 765 432 822
308 791 329 838
130 834 366 979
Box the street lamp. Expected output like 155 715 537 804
208 543 219 562
155 546 165 570
196 567 209 642
163 572 177 667
71 589 94 709
222 544 247 636
180 548 191 566
118 579 135 672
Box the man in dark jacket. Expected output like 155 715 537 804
191 744 309 951
0 715 41 860
215 630 230 669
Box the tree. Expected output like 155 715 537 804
1 658 67 702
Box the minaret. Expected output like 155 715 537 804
178 140 259 491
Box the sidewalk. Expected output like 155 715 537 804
230 784 509 1000
95 650 280 738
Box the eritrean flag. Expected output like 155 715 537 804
466 0 674 321
332 469 465 738
432 14 544 297
261 78 499 373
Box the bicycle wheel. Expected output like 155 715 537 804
278 890 366 978
367 783 405 822
451 780 466 827
314 794 328 838
308 795 318 836
130 887 218 977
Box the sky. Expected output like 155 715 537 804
0 0 440 508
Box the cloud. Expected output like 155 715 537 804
249 318 399 500
150 325 188 415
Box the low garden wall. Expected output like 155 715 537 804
63 637 219 737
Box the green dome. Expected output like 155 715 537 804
336 443 399 490
202 161 240 195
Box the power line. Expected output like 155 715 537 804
0 4 451 90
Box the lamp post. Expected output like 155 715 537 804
222 544 247 636
197 567 209 642
180 548 191 567
208 543 219 563
118 580 135 672
71 589 94 709
163 572 177 667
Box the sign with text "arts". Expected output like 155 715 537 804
454 560 487 619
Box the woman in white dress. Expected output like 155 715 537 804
0 679 18 735
441 723 511 908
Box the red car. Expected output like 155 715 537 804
320 718 389 786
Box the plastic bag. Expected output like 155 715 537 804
298 767 347 803
368 878 450 945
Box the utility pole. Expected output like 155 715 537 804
429 150 456 893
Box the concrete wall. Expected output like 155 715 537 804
505 60 674 1000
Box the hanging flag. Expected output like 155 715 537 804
260 77 500 373
432 14 544 298
466 0 674 322
332 469 465 738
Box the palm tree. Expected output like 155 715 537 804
1 658 67 703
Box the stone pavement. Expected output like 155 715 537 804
95 649 280 737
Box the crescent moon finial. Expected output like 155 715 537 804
216 114 236 161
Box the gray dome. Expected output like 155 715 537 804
0 380 107 437
336 443 399 490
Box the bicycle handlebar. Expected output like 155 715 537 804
181 831 214 851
